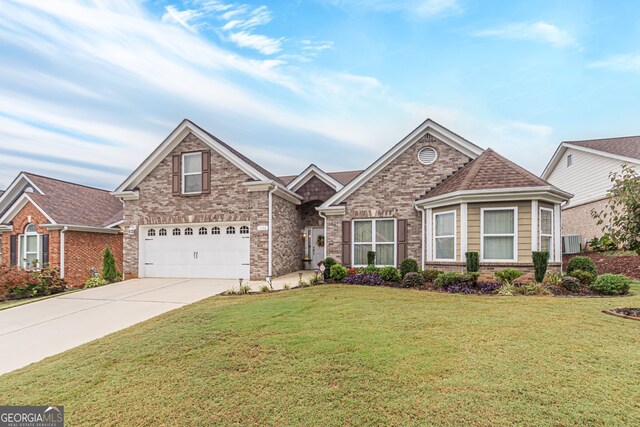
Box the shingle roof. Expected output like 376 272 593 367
565 135 640 160
423 149 554 199
23 173 123 227
278 170 363 186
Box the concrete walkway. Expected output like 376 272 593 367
0 271 315 376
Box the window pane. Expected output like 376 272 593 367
25 253 38 267
26 235 38 252
484 236 514 260
376 244 394 265
376 220 394 243
540 210 552 234
354 244 371 265
183 153 202 174
184 174 202 193
541 236 551 253
484 210 515 234
435 212 455 236
25 224 36 233
436 237 455 259
354 221 372 243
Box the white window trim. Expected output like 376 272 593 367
539 207 554 259
351 218 397 267
181 152 203 195
480 207 518 263
433 210 457 261
20 224 41 269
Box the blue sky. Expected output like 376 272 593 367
1 0 639 190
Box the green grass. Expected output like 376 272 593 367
1 286 639 426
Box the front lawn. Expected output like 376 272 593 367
1 285 639 426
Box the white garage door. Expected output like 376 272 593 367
142 224 250 279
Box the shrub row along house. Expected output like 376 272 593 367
112 119 572 283
0 173 123 286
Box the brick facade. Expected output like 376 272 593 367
272 194 304 275
63 231 123 287
122 132 302 280
561 198 608 244
326 134 471 266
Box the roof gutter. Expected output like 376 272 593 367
41 224 122 234
415 186 574 208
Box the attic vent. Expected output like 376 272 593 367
25 186 34 193
418 147 438 165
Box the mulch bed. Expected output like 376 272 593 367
602 308 640 321
563 252 640 279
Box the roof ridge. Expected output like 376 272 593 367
564 135 640 144
22 172 113 193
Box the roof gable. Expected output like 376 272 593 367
286 164 344 192
114 119 291 195
320 119 484 208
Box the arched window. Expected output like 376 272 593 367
20 223 40 269
199 227 208 235
159 228 167 236
173 228 181 236
147 229 156 237
211 226 220 235
185 227 193 236
226 226 236 235
240 225 249 234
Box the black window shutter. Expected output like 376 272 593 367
341 221 351 267
397 219 408 268
201 150 211 194
172 154 181 195
10 235 17 266
42 234 49 266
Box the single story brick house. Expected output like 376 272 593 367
0 172 124 286
114 119 571 282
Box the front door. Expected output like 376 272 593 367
310 227 324 268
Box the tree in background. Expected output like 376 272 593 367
102 246 117 282
591 164 640 254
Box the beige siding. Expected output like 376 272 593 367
467 201 532 263
433 205 460 261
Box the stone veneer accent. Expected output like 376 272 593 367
561 198 609 245
122 132 302 280
326 134 471 266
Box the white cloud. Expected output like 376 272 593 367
320 0 461 18
221 5 272 31
475 22 579 49
588 54 640 72
161 5 201 32
227 31 284 55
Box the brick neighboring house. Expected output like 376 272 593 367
114 118 571 282
541 136 640 247
0 173 123 286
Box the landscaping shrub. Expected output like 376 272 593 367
400 258 418 278
494 269 523 285
588 235 617 252
238 284 251 294
402 272 425 288
422 269 443 283
309 275 323 286
589 273 631 295
363 264 378 274
0 267 38 298
543 272 562 287
445 282 500 295
323 257 337 279
532 251 549 283
367 251 376 266
566 256 597 275
330 264 349 281
343 273 384 286
33 267 66 295
85 277 107 288
102 246 117 282
259 284 270 293
513 283 551 296
561 276 582 293
433 272 478 290
379 266 401 282
569 269 597 286
465 252 479 273
497 284 516 296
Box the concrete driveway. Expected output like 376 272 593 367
0 278 235 375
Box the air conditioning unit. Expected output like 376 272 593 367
562 235 582 255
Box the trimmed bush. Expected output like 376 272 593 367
465 252 479 273
531 251 549 283
85 277 107 288
569 269 596 286
367 251 376 266
363 264 378 274
379 266 401 282
102 246 117 282
566 256 597 275
434 272 478 290
0 267 38 298
561 276 581 293
330 264 349 281
402 272 425 288
494 269 523 286
343 273 384 286
422 269 443 283
400 258 418 278
589 274 631 295
323 257 337 279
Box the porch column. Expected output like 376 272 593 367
460 203 468 262
425 208 433 262
553 203 562 262
531 200 538 253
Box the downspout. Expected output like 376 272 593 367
414 203 425 271
318 211 327 260
268 185 277 278
60 226 67 279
